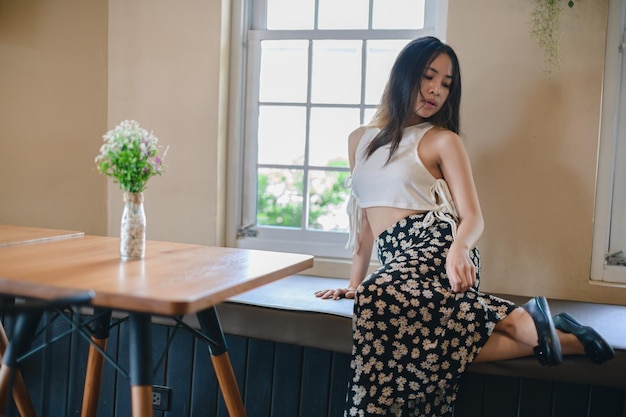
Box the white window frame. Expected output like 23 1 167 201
227 0 448 260
591 0 626 282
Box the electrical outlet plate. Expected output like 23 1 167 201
152 385 172 411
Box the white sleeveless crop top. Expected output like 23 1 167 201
345 122 459 252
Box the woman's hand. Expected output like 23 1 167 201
315 288 357 300
445 244 476 293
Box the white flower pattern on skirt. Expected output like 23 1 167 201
345 213 516 417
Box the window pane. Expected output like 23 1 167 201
258 106 306 165
242 0 436 257
311 40 362 104
257 168 303 228
365 40 411 104
372 0 425 29
318 0 369 29
260 40 309 103
309 107 358 166
267 0 314 29
308 170 350 231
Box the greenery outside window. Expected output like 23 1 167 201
233 0 447 259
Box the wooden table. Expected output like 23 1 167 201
0 224 83 247
0 225 85 417
0 235 313 417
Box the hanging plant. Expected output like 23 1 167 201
529 0 575 74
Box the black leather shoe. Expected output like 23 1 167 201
521 297 563 366
553 312 615 364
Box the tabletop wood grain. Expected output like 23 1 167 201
0 235 314 316
0 225 84 247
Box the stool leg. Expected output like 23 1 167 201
81 309 112 417
0 312 42 415
0 365 13 413
0 323 37 417
128 313 153 417
197 307 246 417
80 338 107 417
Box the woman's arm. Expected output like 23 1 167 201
316 127 372 300
345 127 373 291
433 130 484 292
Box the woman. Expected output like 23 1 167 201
315 36 613 417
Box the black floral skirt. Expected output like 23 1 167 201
345 213 516 417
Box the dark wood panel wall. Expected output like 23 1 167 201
2 312 626 417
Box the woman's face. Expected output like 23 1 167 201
412 53 453 121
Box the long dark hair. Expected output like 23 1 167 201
366 36 462 162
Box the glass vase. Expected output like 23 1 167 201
120 191 146 260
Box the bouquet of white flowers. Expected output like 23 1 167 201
95 120 167 192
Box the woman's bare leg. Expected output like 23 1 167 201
474 307 585 363
474 330 533 362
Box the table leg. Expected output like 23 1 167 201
0 312 42 416
196 307 247 417
81 308 112 417
128 313 153 417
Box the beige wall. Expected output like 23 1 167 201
447 0 617 302
1 0 625 304
0 0 108 235
106 0 230 246
0 0 230 246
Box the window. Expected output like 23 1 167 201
233 0 447 259
591 0 626 282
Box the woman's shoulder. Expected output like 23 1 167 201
422 125 463 149
348 125 378 148
418 126 466 166
349 126 368 141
